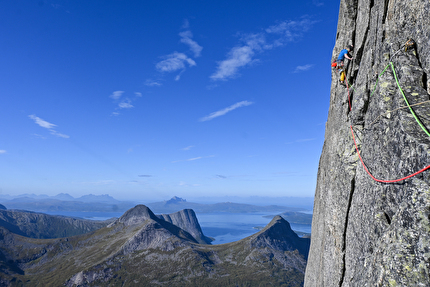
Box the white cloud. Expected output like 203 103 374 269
50 131 70 139
149 23 201 82
156 52 196 73
0 150 6 154
28 115 56 129
28 115 69 138
199 101 254 122
172 154 215 163
211 17 315 81
181 145 194 151
118 99 133 109
180 30 203 57
210 46 256 81
110 91 124 100
144 79 162 87
296 138 316 142
313 0 324 6
293 64 313 73
265 17 314 39
110 91 142 114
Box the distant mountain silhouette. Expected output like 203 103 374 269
164 196 187 205
0 209 112 239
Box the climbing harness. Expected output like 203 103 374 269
345 41 430 183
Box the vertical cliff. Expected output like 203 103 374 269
305 0 430 286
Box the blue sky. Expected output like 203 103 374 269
0 0 339 201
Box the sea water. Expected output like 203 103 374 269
196 212 311 244
43 210 311 244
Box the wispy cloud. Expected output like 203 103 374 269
144 79 162 87
0 150 6 154
211 17 315 81
181 145 195 151
293 64 313 73
199 101 254 122
110 91 141 115
148 22 202 83
156 52 196 73
110 91 124 100
118 99 133 109
28 115 70 138
29 115 56 129
180 30 203 57
172 155 215 163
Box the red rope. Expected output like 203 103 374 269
350 126 430 183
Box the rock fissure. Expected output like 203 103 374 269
339 177 356 287
382 0 390 24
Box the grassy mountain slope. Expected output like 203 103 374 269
1 206 309 286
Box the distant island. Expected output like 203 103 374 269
0 194 312 216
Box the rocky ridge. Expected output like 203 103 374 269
0 209 112 239
0 205 310 286
157 208 213 244
305 0 430 286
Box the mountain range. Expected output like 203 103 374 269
0 194 309 215
0 204 310 286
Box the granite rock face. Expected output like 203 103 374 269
305 0 430 286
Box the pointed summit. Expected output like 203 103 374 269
250 215 310 259
118 205 157 226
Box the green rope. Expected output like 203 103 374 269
390 62 430 138
345 77 356 92
370 64 391 97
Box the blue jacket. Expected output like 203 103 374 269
337 49 350 61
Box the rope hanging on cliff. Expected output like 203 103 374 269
390 62 430 137
350 125 430 183
345 54 430 183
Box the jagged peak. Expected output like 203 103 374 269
255 215 297 238
118 205 157 226
250 215 310 259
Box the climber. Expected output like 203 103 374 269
336 45 353 85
